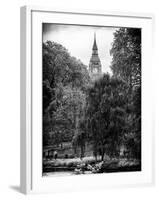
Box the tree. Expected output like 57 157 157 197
43 41 90 149
43 41 90 90
72 120 87 159
110 28 141 88
110 28 141 159
86 74 127 161
130 85 141 159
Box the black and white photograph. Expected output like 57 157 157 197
42 24 141 177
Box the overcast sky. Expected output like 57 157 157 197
43 24 118 73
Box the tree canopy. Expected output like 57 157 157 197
110 28 141 88
43 41 90 148
86 74 128 160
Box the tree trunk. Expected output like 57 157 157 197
101 153 104 161
93 147 97 161
80 142 85 159
74 145 77 156
101 147 105 161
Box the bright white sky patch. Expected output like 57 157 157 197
43 24 118 74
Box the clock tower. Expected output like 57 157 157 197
89 33 102 80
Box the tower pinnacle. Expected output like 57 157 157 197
89 33 102 80
93 32 97 50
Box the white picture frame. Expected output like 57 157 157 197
20 6 154 194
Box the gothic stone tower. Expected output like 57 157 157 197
89 33 102 80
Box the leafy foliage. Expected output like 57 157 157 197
110 28 141 159
110 28 141 88
43 41 90 150
86 74 127 160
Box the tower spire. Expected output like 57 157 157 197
94 32 96 41
89 33 102 80
93 32 97 50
